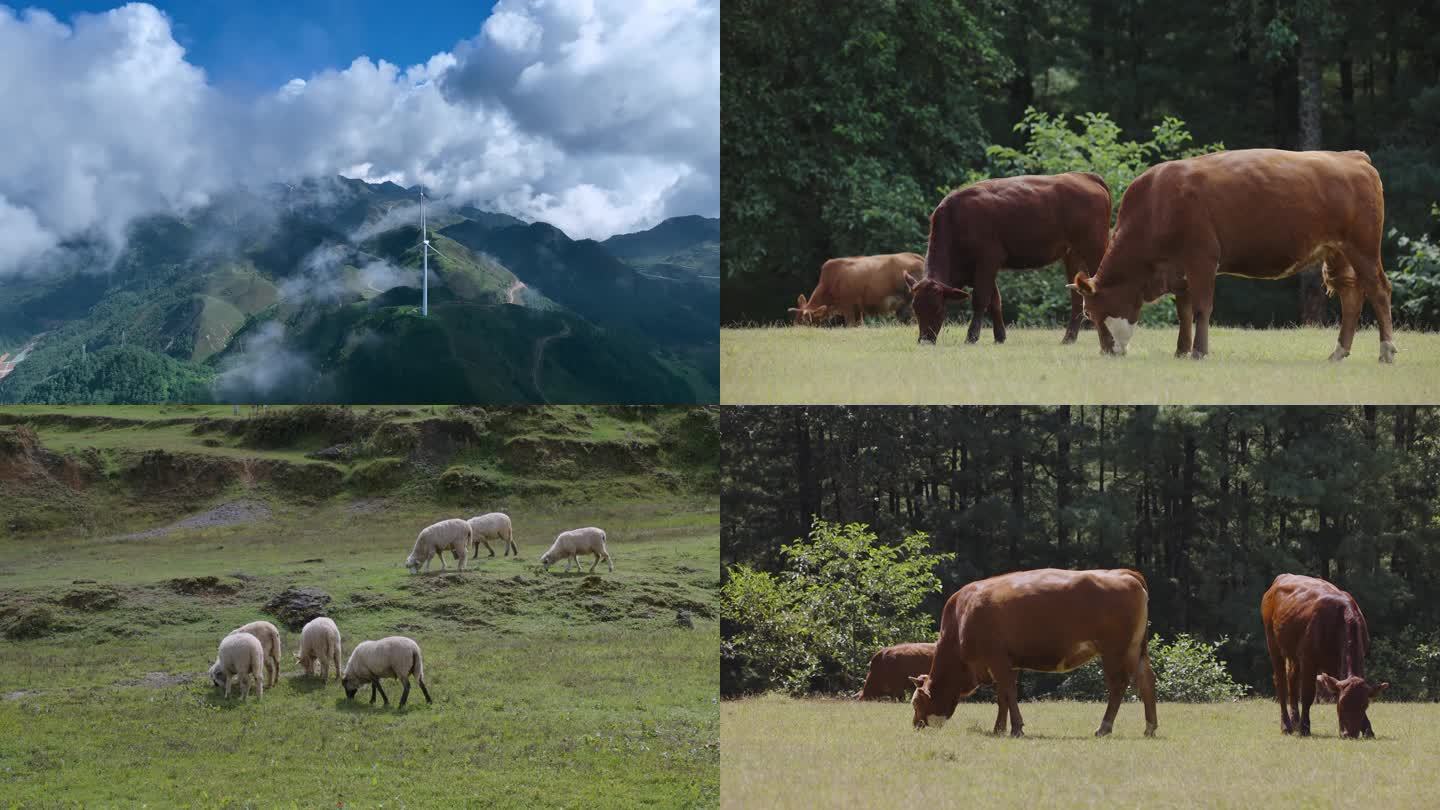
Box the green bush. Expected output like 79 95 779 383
721 519 953 696
1053 634 1245 703
1388 205 1440 330
1367 626 1440 700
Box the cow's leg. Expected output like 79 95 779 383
1268 639 1293 734
1096 658 1130 736
1286 661 1301 730
992 698 1008 734
1136 645 1158 737
1062 256 1087 343
992 667 1023 737
1297 662 1316 736
1174 290 1194 358
967 264 1000 344
990 285 1006 344
1188 264 1218 358
1332 282 1364 362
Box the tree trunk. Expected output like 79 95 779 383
1296 2 1327 324
1057 405 1071 562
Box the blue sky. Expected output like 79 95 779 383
30 1 499 92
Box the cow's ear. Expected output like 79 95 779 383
796 294 807 308
904 273 919 292
1370 681 1390 696
1317 674 1340 692
787 308 802 315
908 676 925 687
940 284 970 301
1068 273 1097 297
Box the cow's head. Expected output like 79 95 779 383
1068 273 1140 355
1317 674 1388 738
906 276 970 344
909 673 975 730
787 294 834 326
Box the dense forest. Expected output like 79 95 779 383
722 1 1440 326
722 406 1440 695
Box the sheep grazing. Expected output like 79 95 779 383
540 527 613 573
208 631 265 700
233 620 282 688
295 617 342 681
405 518 472 574
341 636 432 708
467 512 518 558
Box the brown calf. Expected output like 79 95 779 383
855 642 935 700
1069 149 1395 362
789 253 926 327
910 568 1157 737
910 172 1111 345
1261 573 1388 738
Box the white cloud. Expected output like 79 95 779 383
0 0 718 275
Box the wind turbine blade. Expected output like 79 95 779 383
428 246 455 263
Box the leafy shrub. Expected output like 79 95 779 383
1367 625 1440 700
721 519 953 696
1388 205 1440 330
1053 634 1245 703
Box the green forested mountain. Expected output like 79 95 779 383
0 177 719 404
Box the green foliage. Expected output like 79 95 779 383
1388 208 1440 329
9 345 213 405
1368 627 1440 700
722 519 953 695
1053 635 1246 703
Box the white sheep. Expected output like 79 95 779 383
341 636 432 707
467 512 517 558
233 620 282 687
405 518 472 574
208 631 265 700
294 617 342 681
540 527 613 573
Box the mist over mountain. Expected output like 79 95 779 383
0 176 718 405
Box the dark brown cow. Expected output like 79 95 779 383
909 172 1111 345
855 642 935 700
910 568 1157 737
1261 573 1388 738
1069 149 1396 362
789 253 929 327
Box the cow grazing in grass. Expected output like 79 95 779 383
789 253 927 327
855 642 936 701
1068 149 1395 362
910 172 1111 345
910 568 1157 737
1262 573 1387 738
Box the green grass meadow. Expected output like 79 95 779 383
721 695 1438 809
0 425 718 807
721 325 1440 404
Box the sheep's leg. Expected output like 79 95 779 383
481 538 496 557
589 552 600 573
437 552 447 571
607 552 614 573
224 674 233 699
418 677 433 704
255 673 263 700
374 680 389 706
399 677 411 708
370 681 378 704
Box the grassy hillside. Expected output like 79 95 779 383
0 405 718 807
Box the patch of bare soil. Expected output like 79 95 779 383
111 499 272 541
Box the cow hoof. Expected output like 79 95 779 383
1190 350 1207 360
1061 335 1077 345
1379 341 1398 363
1328 344 1350 362
1094 727 1112 738
1144 725 1157 738
994 335 1006 344
1010 729 1025 738
1174 350 1190 359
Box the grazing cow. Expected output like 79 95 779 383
789 253 927 327
910 568 1157 737
909 172 1111 345
1068 149 1395 362
1261 573 1388 738
856 642 936 701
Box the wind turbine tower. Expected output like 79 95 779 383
415 182 454 317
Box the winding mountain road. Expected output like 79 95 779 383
531 321 571 404
507 279 527 304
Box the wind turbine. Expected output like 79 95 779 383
414 183 454 316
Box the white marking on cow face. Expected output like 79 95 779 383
927 714 948 729
1104 316 1136 355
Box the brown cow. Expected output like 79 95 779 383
910 568 1157 737
1068 149 1396 362
855 642 935 700
789 253 930 327
1261 573 1388 738
909 172 1111 345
